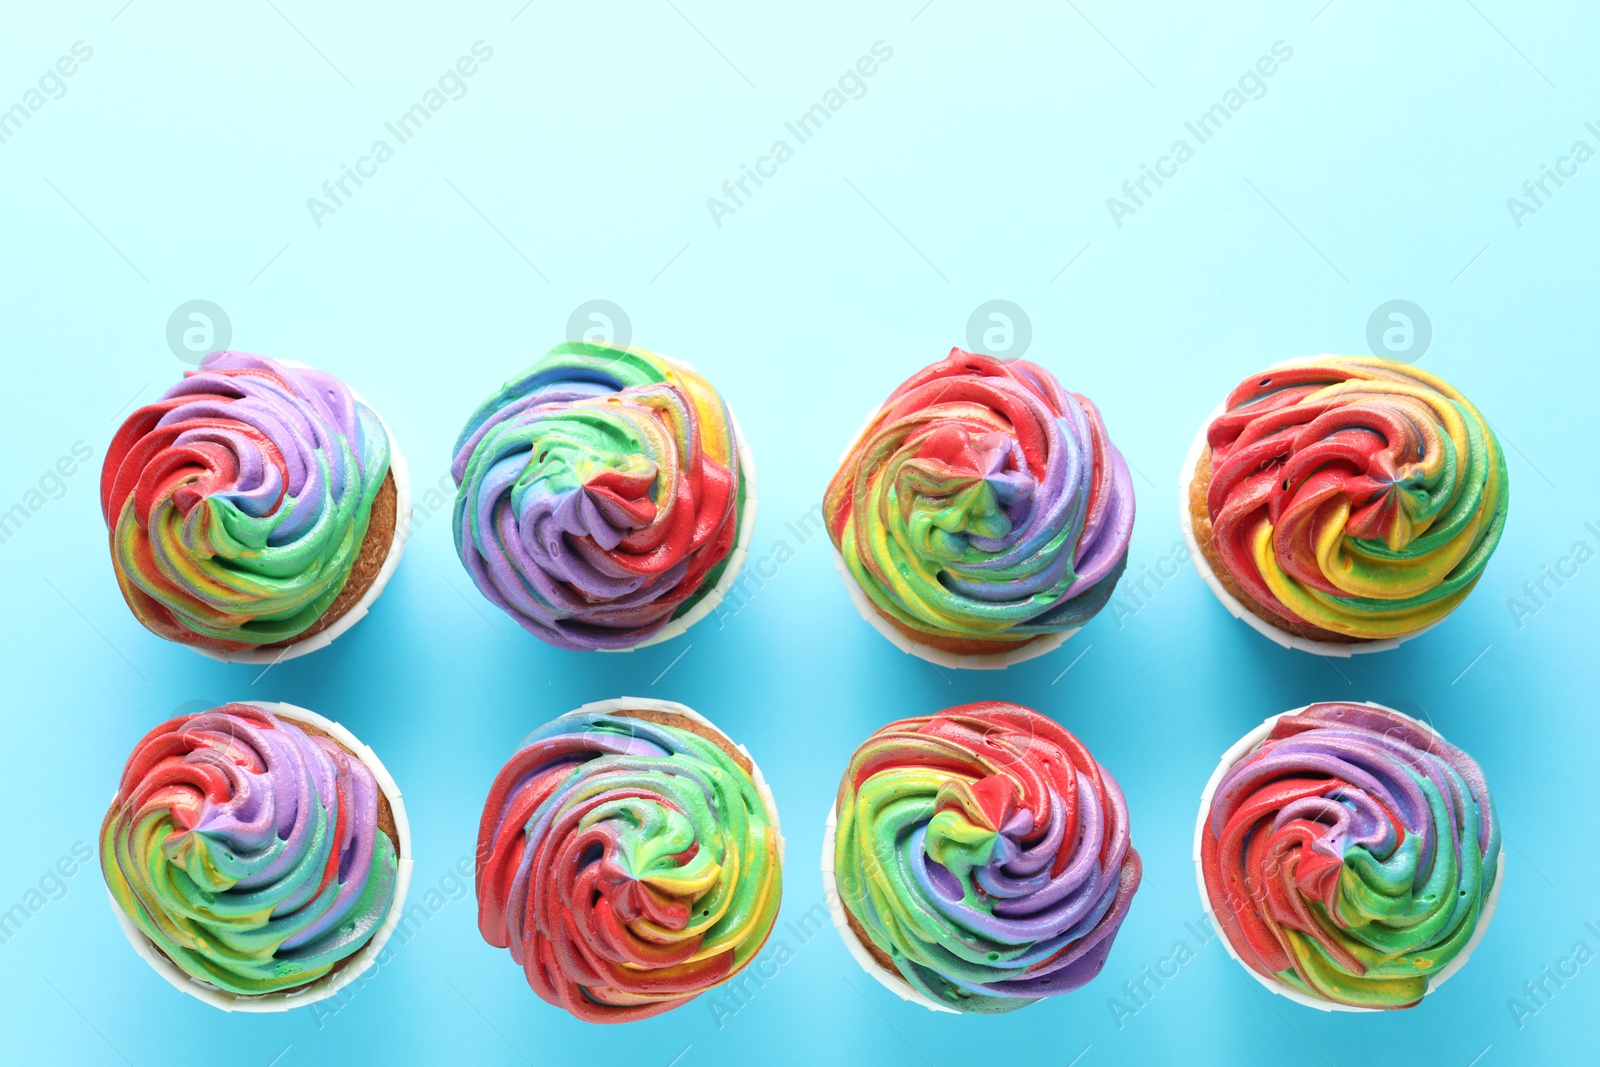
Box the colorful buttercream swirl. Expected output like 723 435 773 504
1200 703 1500 1009
101 703 400 996
824 350 1134 647
476 707 781 1022
452 343 747 651
101 352 392 650
1202 357 1508 640
832 702 1141 1013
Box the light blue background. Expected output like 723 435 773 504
2 1 1596 1064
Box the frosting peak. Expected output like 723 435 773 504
100 352 392 650
1200 703 1500 1008
832 702 1141 1012
476 706 781 1022
825 350 1134 648
1200 357 1508 640
101 703 399 996
451 343 747 651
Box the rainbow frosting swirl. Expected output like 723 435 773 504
476 704 781 1022
824 350 1134 649
101 703 400 996
452 343 748 651
1199 703 1500 1009
831 702 1141 1013
100 352 392 651
1200 357 1508 640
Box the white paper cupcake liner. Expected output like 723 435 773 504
614 402 758 652
1192 700 1504 1012
1178 356 1440 658
820 801 956 1013
564 697 784 865
107 700 415 1012
198 386 412 666
828 402 1080 672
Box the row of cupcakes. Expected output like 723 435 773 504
100 345 1509 666
100 697 1499 1018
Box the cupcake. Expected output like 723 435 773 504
1182 356 1508 653
101 701 411 1010
101 352 408 663
824 701 1141 1013
824 349 1134 669
475 698 782 1022
1196 702 1502 1010
451 342 754 651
